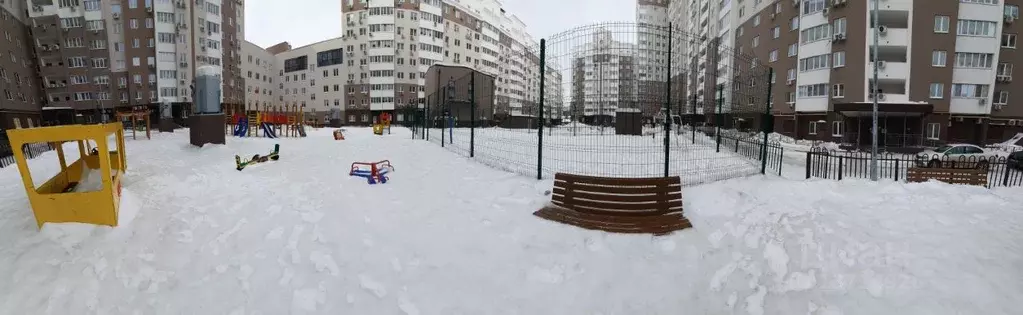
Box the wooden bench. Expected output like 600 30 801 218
533 173 692 235
907 167 988 187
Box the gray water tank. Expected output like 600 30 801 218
194 65 222 114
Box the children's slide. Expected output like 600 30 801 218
261 122 277 138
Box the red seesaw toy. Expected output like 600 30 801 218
349 160 394 184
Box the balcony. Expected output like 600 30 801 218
867 61 909 80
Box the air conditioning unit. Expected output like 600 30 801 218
997 75 1013 82
1009 119 1017 125
32 5 41 12
146 7 153 13
822 8 829 15
770 13 776 20
878 25 888 35
1007 15 1016 24
833 0 847 7
786 79 794 86
113 13 120 19
956 117 964 122
877 61 887 69
978 98 987 105
793 0 799 6
70 6 76 11
833 33 846 42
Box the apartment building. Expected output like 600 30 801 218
728 0 1023 148
570 29 638 125
25 0 243 122
241 40 275 111
636 0 670 120
340 0 557 125
1 0 43 129
273 37 346 125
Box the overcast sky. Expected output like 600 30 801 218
243 0 635 49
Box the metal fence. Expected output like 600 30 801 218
411 22 782 185
0 131 54 169
805 149 1023 188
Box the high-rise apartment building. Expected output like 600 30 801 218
340 0 557 124
24 0 243 122
636 0 670 119
727 0 1023 147
1 0 43 128
570 29 637 125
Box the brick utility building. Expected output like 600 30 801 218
423 63 495 127
24 0 244 125
0 0 43 129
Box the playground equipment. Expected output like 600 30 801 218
373 112 392 135
6 123 128 228
333 129 346 140
116 106 151 140
235 144 280 171
227 104 307 138
349 160 394 184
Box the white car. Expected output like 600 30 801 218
915 144 994 169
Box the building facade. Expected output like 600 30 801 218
570 29 637 125
24 0 243 122
1 0 42 129
272 37 346 125
340 0 555 125
241 40 275 112
655 0 1023 147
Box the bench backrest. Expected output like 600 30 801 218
907 167 987 187
551 172 683 216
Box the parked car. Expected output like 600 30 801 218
915 144 994 170
1008 151 1023 170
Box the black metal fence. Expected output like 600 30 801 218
0 131 54 169
805 149 1023 188
411 22 782 186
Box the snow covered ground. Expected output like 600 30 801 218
0 127 1021 314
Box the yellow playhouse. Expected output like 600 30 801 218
6 123 128 228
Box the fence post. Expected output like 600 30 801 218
470 72 476 158
805 151 811 179
838 156 844 180
664 23 673 178
895 159 900 182
716 84 723 153
1002 160 1011 187
778 147 784 176
759 68 775 175
537 39 546 180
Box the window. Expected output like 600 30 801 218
831 121 843 137
832 51 845 67
769 50 778 62
997 91 1009 104
1002 34 1017 48
808 121 818 135
932 50 947 67
926 123 941 140
128 0 137 8
951 84 990 98
130 19 138 29
145 18 153 28
798 83 829 97
801 24 831 44
791 17 799 30
832 18 847 36
788 44 798 57
961 0 999 4
999 63 1014 79
954 52 995 68
68 57 86 68
833 84 844 98
752 36 759 47
929 83 944 99
957 20 997 37
802 0 826 15
799 54 830 72
753 15 761 26
1007 5 1021 19
934 16 950 33
787 69 796 81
